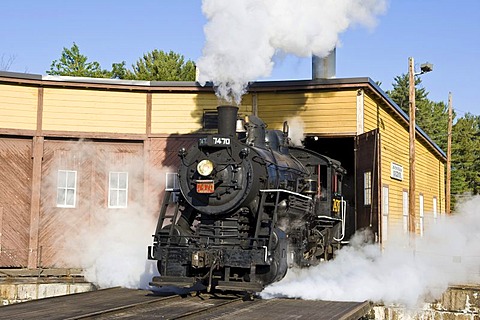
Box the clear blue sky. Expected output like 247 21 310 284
1 0 479 117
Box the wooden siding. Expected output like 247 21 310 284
0 84 37 130
257 91 357 134
363 92 378 131
364 93 445 234
151 93 253 134
0 138 32 266
38 140 144 267
42 89 147 134
148 136 197 216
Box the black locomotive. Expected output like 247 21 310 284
148 106 348 293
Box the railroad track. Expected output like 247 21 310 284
0 287 247 320
0 287 371 319
83 291 246 320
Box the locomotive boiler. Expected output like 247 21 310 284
148 106 348 293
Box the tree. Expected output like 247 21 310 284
386 73 428 115
47 43 110 78
416 100 450 151
0 53 16 71
47 45 196 81
386 73 448 151
125 50 196 81
450 113 480 200
110 61 128 79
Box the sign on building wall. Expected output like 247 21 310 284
390 162 403 181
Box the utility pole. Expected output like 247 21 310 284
446 92 452 214
408 57 416 233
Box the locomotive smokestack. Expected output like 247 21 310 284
217 105 238 137
312 47 336 79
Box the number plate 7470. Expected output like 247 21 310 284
196 180 215 194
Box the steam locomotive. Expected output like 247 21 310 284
148 106 348 293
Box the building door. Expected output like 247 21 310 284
38 139 144 268
0 138 32 267
355 129 380 239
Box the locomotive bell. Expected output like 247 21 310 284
236 118 246 133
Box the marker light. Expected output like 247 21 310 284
197 159 214 176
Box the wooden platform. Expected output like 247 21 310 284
0 287 371 319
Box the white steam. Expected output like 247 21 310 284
73 204 159 289
286 116 305 146
56 142 176 289
261 196 480 307
197 0 387 104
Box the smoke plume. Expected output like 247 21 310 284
261 196 480 307
197 0 387 104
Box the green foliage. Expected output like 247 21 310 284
451 114 480 199
416 100 450 151
47 43 110 78
126 50 196 81
47 44 196 81
110 61 128 79
385 72 480 212
386 73 428 115
387 73 448 151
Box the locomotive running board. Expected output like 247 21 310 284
215 281 264 293
149 276 200 289
149 276 263 293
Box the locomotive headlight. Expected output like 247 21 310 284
197 159 214 176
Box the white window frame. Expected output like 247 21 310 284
165 172 179 191
165 172 180 202
57 170 77 208
364 171 372 206
419 194 424 237
433 196 438 221
382 185 389 243
108 171 128 208
402 190 409 233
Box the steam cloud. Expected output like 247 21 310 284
56 141 173 289
261 197 480 307
286 116 305 146
197 0 387 104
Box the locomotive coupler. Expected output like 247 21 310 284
192 250 211 268
192 250 222 268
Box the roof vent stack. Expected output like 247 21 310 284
312 48 336 80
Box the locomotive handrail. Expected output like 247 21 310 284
334 197 347 242
259 188 313 200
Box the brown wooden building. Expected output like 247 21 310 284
0 71 446 269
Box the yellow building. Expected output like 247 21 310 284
0 71 445 268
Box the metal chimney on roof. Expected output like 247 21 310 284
312 47 336 79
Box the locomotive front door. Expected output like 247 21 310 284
355 129 380 239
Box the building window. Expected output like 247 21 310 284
402 190 409 233
382 185 389 243
165 172 179 191
203 110 218 130
419 194 424 237
57 170 77 208
364 171 372 206
108 172 128 208
165 172 180 202
433 197 438 221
